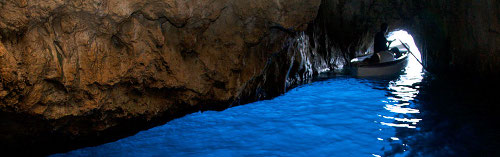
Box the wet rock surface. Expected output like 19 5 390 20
0 0 323 155
0 0 499 155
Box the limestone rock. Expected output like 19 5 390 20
0 0 321 155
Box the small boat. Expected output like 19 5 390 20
350 45 409 77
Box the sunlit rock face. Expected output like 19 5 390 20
0 0 323 155
315 0 499 78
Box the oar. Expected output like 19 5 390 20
398 39 430 72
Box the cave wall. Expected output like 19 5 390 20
0 0 499 155
315 0 499 78
412 0 499 78
0 0 326 155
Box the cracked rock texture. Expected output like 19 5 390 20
0 0 322 155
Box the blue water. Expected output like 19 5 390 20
54 77 418 156
52 33 500 156
52 51 427 157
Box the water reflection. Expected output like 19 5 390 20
380 31 499 156
384 73 500 157
371 30 425 156
51 31 499 157
54 75 424 157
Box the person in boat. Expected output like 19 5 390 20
367 23 402 63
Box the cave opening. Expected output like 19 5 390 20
386 30 423 76
315 28 425 77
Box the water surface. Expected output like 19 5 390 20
52 32 499 157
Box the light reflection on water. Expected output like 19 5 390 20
53 75 424 157
51 32 434 157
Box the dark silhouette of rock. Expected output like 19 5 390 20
314 0 499 78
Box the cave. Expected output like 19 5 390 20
312 0 499 79
0 0 499 156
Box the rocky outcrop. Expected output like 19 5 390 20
0 0 325 155
1 0 499 155
314 0 499 78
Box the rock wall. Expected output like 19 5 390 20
315 0 500 78
0 0 325 155
1 0 499 155
411 0 499 78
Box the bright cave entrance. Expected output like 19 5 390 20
387 30 424 76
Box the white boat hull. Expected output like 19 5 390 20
351 53 409 77
356 57 408 77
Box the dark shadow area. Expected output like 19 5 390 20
385 75 500 156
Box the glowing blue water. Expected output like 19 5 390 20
52 53 429 157
51 32 499 156
53 77 407 156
